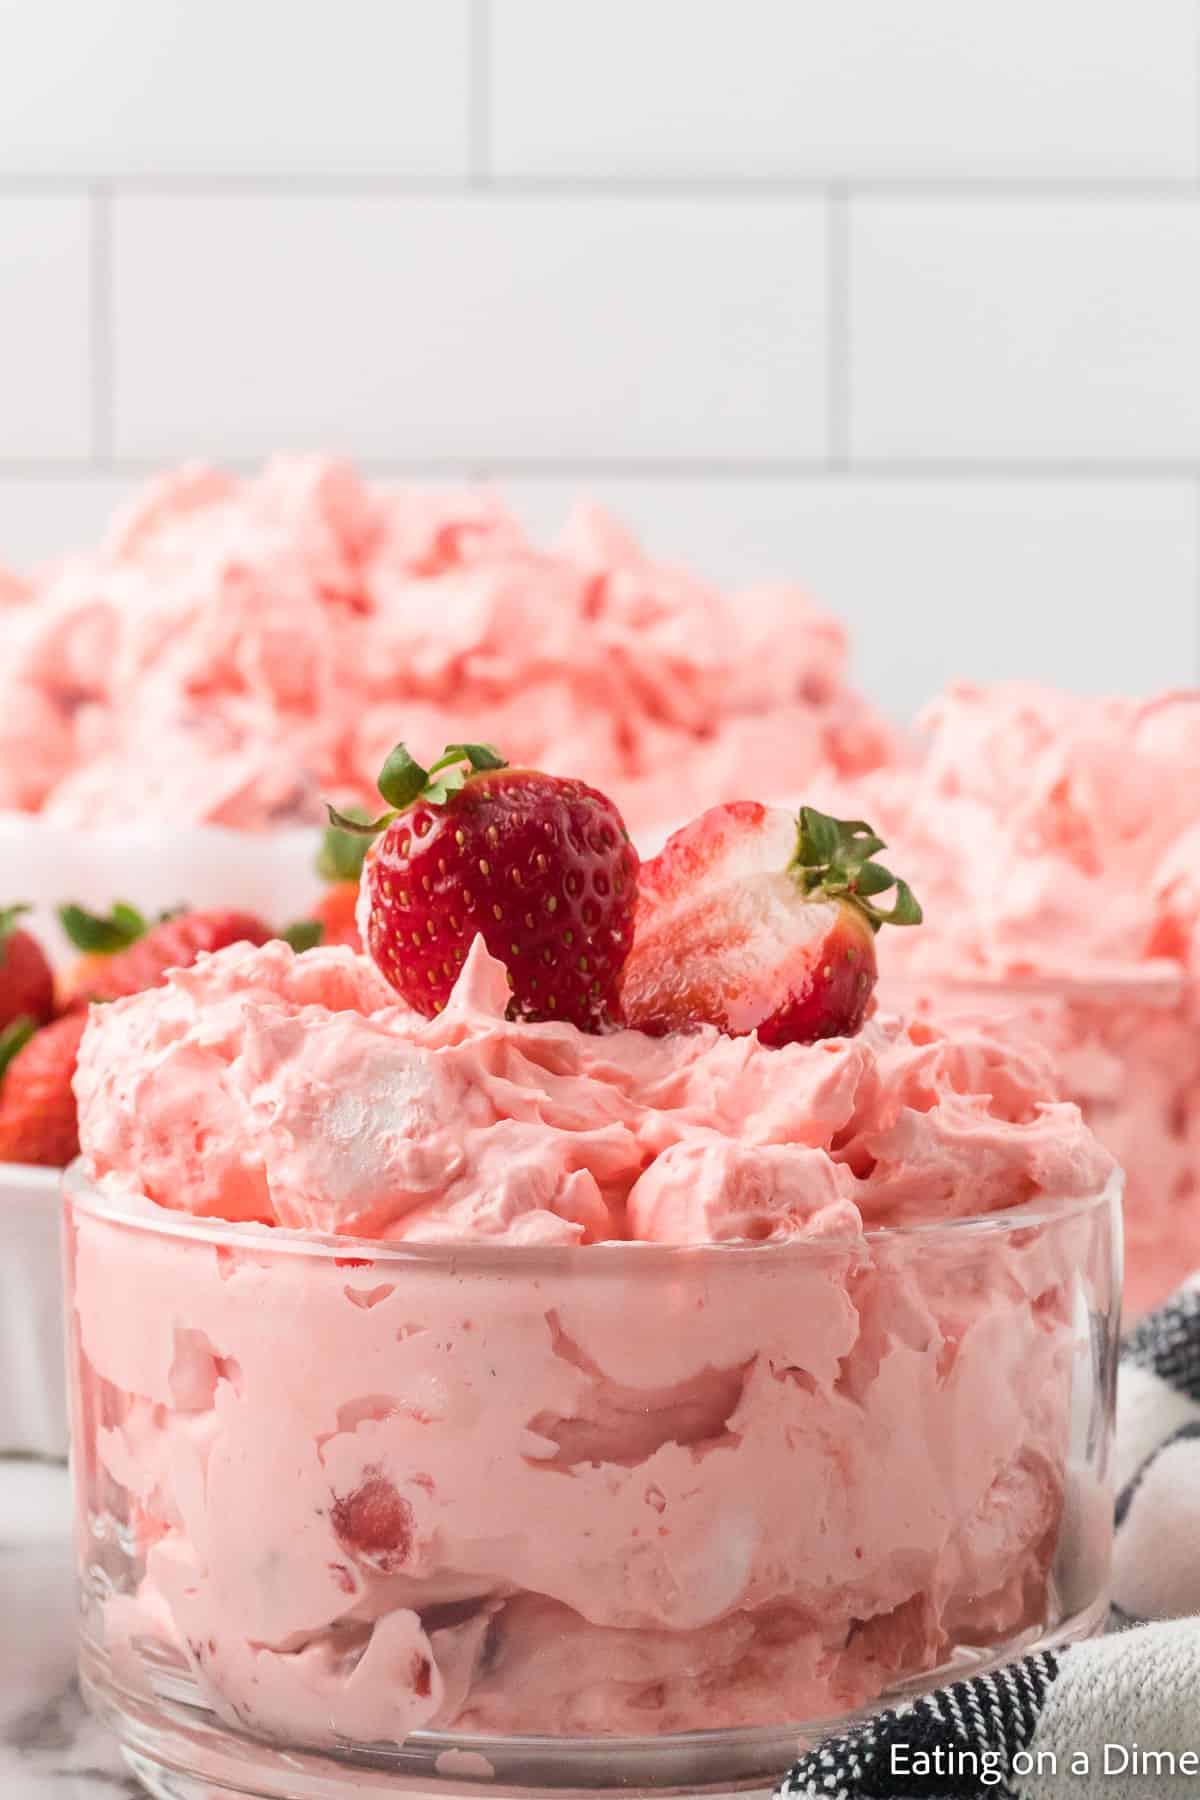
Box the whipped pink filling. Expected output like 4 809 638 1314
74 936 1110 1244
68 940 1114 1742
819 682 1200 1314
0 457 891 834
845 683 1200 986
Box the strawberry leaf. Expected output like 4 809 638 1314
873 879 923 927
791 806 922 933
280 919 324 953
368 737 510 816
317 808 371 882
58 902 148 954
422 766 468 806
0 903 30 962
796 809 841 867
377 744 430 810
440 742 506 772
326 803 394 838
847 861 894 898
0 1015 36 1082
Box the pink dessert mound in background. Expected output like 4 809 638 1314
68 937 1117 1746
0 456 891 835
851 682 1200 1317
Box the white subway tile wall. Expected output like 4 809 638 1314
502 479 1199 717
491 0 1199 181
0 196 92 459
0 475 137 572
0 2 1198 715
110 194 827 462
850 199 1200 463
0 1 471 176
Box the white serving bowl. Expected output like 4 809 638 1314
0 813 326 954
0 1162 65 1457
1 815 320 1457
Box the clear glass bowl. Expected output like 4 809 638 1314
878 967 1195 1319
66 1166 1121 1800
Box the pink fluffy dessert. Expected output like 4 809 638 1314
68 936 1116 1744
843 682 1200 1316
0 457 890 836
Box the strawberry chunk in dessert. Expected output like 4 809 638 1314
621 802 920 1045
331 1473 415 1574
0 905 55 1034
336 741 638 1031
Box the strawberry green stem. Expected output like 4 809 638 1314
0 904 30 959
280 919 325 953
790 806 922 932
327 741 508 838
58 902 147 954
317 810 372 882
0 1015 36 1081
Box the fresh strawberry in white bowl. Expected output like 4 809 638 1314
0 813 325 960
0 896 299 1457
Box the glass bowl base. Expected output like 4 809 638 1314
82 1594 1110 1800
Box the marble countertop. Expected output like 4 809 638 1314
1 1459 134 1800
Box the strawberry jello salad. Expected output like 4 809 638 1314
0 456 890 835
841 682 1200 1316
68 747 1119 1764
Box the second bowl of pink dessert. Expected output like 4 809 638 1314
0 454 892 948
846 683 1200 1317
68 937 1120 1798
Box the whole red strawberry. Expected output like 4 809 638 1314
0 905 55 1033
0 1010 88 1167
335 741 638 1029
621 802 921 1046
59 904 272 1007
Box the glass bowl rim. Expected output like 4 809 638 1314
62 1160 1123 1269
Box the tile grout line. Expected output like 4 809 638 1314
1196 473 1200 686
1194 0 1200 689
825 185 850 468
2 457 1200 484
468 0 491 187
88 184 113 464
2 174 1200 199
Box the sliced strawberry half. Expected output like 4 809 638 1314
620 802 921 1046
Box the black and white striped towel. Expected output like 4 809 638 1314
775 1277 1200 1800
